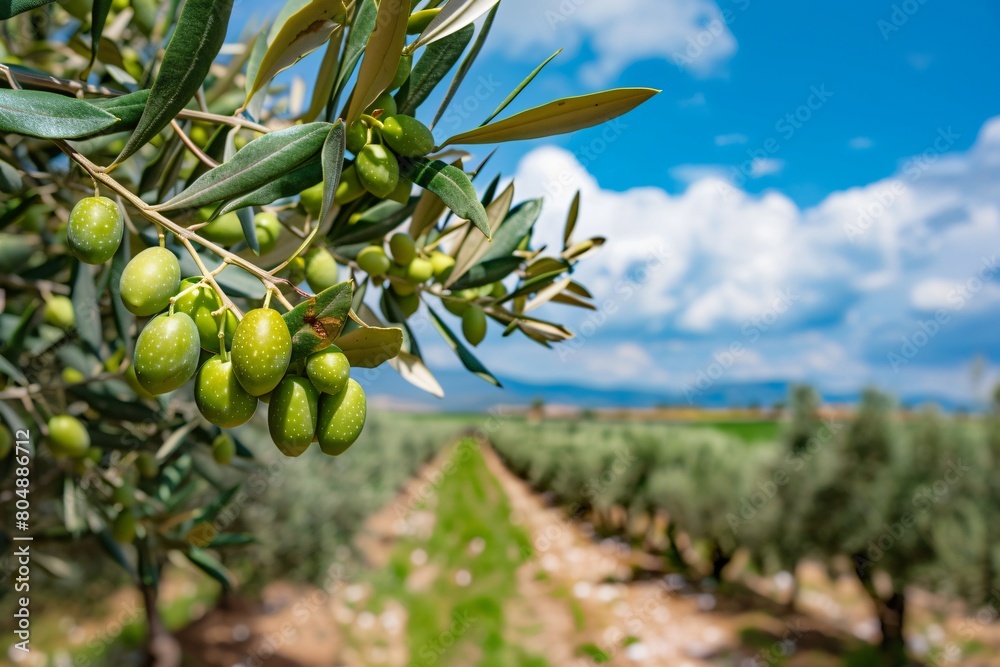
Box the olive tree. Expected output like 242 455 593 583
0 0 655 663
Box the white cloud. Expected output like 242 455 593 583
670 163 729 184
715 133 748 146
849 136 873 150
500 116 1000 397
749 157 784 177
490 0 737 83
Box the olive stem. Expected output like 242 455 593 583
267 225 320 276
169 119 219 169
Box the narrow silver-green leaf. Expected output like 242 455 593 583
431 3 497 129
563 190 580 248
71 262 102 354
319 121 346 227
237 207 259 255
400 157 490 239
344 0 408 124
334 326 403 368
447 180 512 287
448 255 521 290
114 0 235 164
481 49 561 126
156 123 331 211
426 305 501 387
330 0 377 117
217 158 323 215
0 0 54 20
412 0 500 49
395 23 473 116
481 198 542 262
440 88 660 147
0 159 23 194
0 89 118 139
85 0 115 76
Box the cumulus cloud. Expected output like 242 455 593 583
490 0 737 83
498 117 1000 397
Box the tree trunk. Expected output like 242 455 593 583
141 582 181 667
710 542 732 581
875 590 907 665
664 522 688 574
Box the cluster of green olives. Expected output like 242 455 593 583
334 97 436 206
55 195 368 462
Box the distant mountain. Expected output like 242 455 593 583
364 369 972 412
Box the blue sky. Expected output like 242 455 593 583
241 0 1000 404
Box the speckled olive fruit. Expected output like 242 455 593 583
397 292 419 318
406 257 434 283
136 451 158 478
357 245 391 276
119 246 181 316
390 53 412 89
406 8 440 34
305 345 350 395
67 196 123 264
112 511 136 543
124 364 157 400
356 144 399 198
346 119 369 154
335 165 366 205
388 176 412 205
133 311 200 394
173 278 238 352
212 434 236 465
195 355 258 428
47 415 90 458
231 308 292 397
254 212 281 254
43 295 75 330
0 425 10 460
388 232 416 265
430 251 455 281
268 376 319 457
462 305 487 346
366 92 397 118
299 182 324 217
316 379 367 456
305 246 339 293
382 115 435 157
199 211 245 246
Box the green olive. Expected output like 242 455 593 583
365 92 397 118
388 232 416 265
268 376 319 457
47 415 90 458
406 8 441 34
119 246 181 316
112 511 137 543
254 212 282 254
346 119 369 155
305 345 350 395
462 304 487 346
212 434 236 465
316 378 367 456
198 210 245 246
67 196 123 264
304 246 340 294
62 367 86 384
382 115 435 157
390 53 412 90
231 308 292 396
43 295 75 330
357 245 391 276
397 292 419 317
124 364 157 400
406 257 434 283
136 451 158 478
299 182 324 217
430 251 455 281
335 165 366 205
0 425 10 460
356 144 399 198
388 176 412 205
172 277 238 353
194 355 258 428
133 311 201 394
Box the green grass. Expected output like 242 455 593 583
691 420 782 443
362 439 549 667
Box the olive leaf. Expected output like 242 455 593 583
329 199 417 245
236 208 259 255
426 306 501 387
395 23 474 116
0 0 53 19
302 29 344 122
334 326 403 368
243 0 348 108
481 198 542 262
344 0 408 125
216 158 323 216
84 0 114 77
0 159 24 194
0 354 27 386
319 120 346 227
563 189 580 248
87 90 151 132
0 89 119 139
447 181 513 287
431 4 497 129
411 0 501 50
71 262 103 355
408 187 447 238
186 548 234 591
400 157 490 239
330 0 378 116
156 123 332 211
448 256 521 290
282 281 354 361
440 88 660 146
481 49 561 126
113 0 235 165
